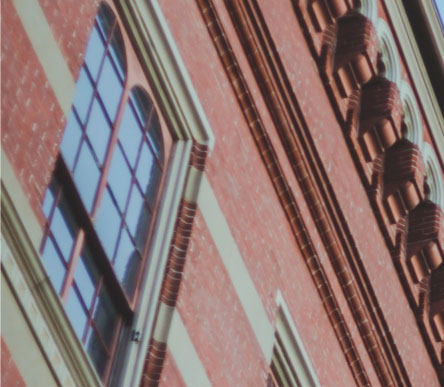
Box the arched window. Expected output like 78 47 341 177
376 19 402 86
40 3 166 383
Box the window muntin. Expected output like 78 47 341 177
40 3 167 383
60 4 126 214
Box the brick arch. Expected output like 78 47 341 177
399 81 424 150
376 18 402 86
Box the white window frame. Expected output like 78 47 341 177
272 292 320 387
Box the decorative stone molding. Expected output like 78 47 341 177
292 0 444 381
139 140 208 385
357 0 377 23
423 143 444 210
400 81 424 149
375 18 402 87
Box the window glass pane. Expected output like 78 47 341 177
114 230 140 296
60 111 83 170
136 142 154 191
74 247 99 308
147 113 163 161
84 27 105 81
86 328 108 378
73 68 94 124
108 146 132 212
93 288 118 347
145 163 162 209
109 30 125 81
65 286 88 340
118 105 142 168
97 56 122 122
126 186 151 251
42 239 66 293
96 4 115 40
86 98 112 165
95 189 121 259
131 87 152 126
73 144 101 212
42 183 56 218
50 202 77 261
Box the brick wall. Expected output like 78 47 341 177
1 338 25 387
2 0 442 385
38 0 98 78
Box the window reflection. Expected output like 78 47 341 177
136 142 154 191
42 239 66 293
110 31 126 81
73 68 94 124
114 230 140 296
65 286 88 339
86 328 108 378
74 248 99 307
96 189 121 259
147 113 164 162
60 111 83 170
93 288 118 347
42 181 55 218
118 105 142 167
96 4 115 41
97 56 123 122
84 27 105 81
50 195 78 260
86 98 112 165
126 186 151 251
108 146 132 212
145 163 162 209
73 145 101 212
131 87 152 125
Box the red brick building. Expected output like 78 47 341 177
2 0 443 386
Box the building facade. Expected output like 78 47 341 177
1 0 443 386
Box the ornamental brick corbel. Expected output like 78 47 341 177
333 12 379 97
358 76 403 161
308 0 351 32
308 0 332 31
407 201 444 284
383 140 426 223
